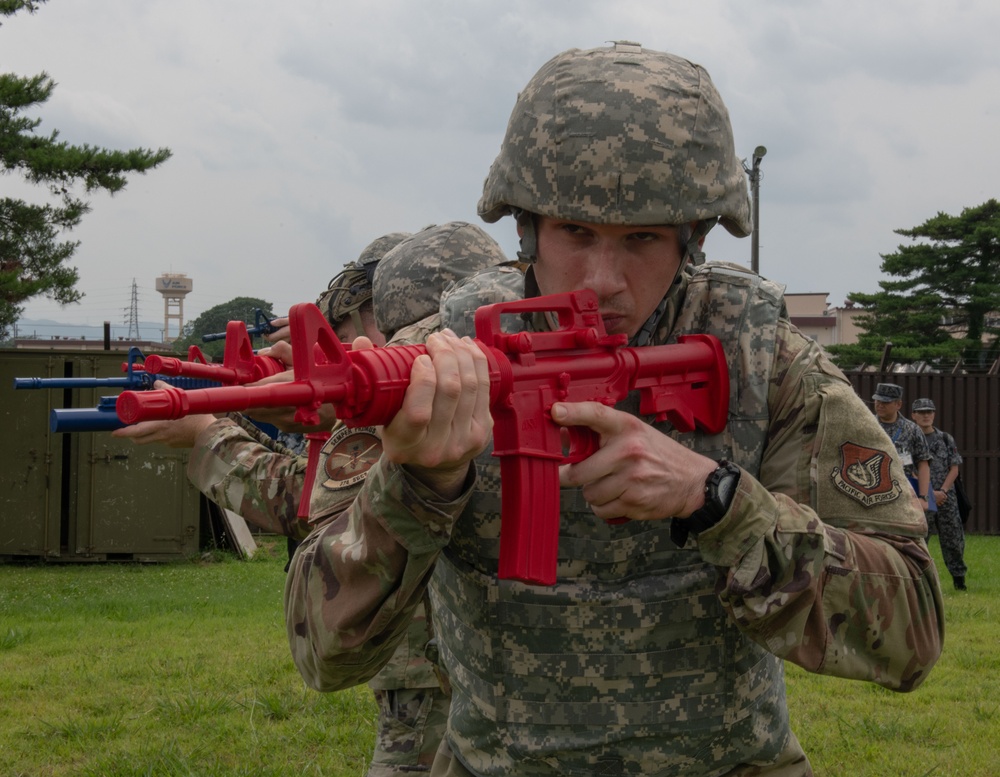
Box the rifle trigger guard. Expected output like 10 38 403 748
562 425 598 464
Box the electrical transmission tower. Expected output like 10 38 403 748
124 278 141 340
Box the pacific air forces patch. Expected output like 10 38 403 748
832 442 903 507
321 425 382 490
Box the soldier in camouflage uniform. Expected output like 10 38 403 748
284 43 944 777
118 224 512 776
112 230 413 540
290 222 513 776
872 382 932 510
270 232 413 562
911 397 968 590
312 231 411 344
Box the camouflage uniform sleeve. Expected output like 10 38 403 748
285 455 474 691
695 321 945 692
187 416 312 539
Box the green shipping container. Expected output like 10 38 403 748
2 349 202 562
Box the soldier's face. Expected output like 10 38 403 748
334 318 356 341
334 311 386 348
531 217 684 339
874 399 901 422
911 409 935 431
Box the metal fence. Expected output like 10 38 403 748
845 371 999 534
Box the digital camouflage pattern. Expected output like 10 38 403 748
284 41 942 777
192 226 512 776
877 416 931 479
285 263 523 691
373 222 508 337
283 267 524 773
437 263 526 340
316 231 411 327
283 230 516 774
284 261 944 777
872 383 903 402
921 426 967 580
275 430 307 456
478 41 751 236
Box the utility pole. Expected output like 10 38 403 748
743 145 767 275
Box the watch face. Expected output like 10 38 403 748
321 425 382 490
716 470 739 509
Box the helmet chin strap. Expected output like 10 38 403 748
682 218 717 268
632 218 717 345
514 209 539 263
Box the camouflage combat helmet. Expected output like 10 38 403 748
315 232 410 331
373 222 508 337
477 41 752 239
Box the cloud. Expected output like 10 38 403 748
5 0 1000 327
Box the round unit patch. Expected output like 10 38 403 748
321 425 382 490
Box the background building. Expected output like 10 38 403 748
785 292 865 346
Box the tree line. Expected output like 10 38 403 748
826 199 1000 371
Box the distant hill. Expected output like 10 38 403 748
12 318 166 343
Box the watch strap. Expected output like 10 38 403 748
671 459 740 547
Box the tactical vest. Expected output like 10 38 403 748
431 264 795 776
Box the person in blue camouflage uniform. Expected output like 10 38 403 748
911 397 968 590
872 382 932 510
284 42 944 777
115 223 513 776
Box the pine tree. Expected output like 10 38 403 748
0 0 171 338
828 199 1000 370
173 297 275 360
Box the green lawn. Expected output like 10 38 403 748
786 534 1000 776
0 541 376 776
0 536 996 776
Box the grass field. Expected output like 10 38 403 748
1 536 997 776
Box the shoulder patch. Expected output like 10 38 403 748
831 442 904 507
320 425 382 490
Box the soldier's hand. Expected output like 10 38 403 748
256 340 293 368
553 401 716 522
380 330 492 499
112 415 218 448
263 315 291 344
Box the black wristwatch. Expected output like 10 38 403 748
671 459 741 547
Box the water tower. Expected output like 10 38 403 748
156 273 193 342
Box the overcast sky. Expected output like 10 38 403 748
6 0 1000 338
